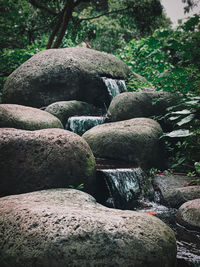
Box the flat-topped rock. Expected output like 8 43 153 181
83 118 163 169
0 104 63 130
176 199 200 231
2 48 130 108
153 174 200 208
0 189 177 267
45 100 94 126
0 128 95 197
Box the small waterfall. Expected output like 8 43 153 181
96 167 147 209
66 116 106 135
102 77 127 99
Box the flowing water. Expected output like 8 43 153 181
95 160 200 267
102 77 127 99
136 201 200 267
66 116 106 135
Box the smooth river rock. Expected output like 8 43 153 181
108 91 177 122
45 100 94 127
2 48 130 108
0 128 95 197
83 118 164 169
176 199 200 231
153 174 200 208
0 104 63 130
0 189 177 267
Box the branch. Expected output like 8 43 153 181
29 0 58 16
79 6 132 22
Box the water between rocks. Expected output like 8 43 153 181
95 162 200 267
101 77 127 99
63 77 199 266
66 116 106 135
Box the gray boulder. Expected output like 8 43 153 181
0 189 177 267
83 118 163 169
45 100 94 127
2 48 130 108
153 174 200 208
176 199 200 231
0 128 95 197
0 104 63 130
108 91 177 122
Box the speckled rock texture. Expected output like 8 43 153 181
45 100 94 127
0 189 177 267
153 174 200 208
108 91 177 122
83 118 163 169
0 104 63 130
2 48 130 108
176 199 200 231
0 128 95 197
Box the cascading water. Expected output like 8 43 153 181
96 167 150 209
95 160 200 266
102 77 127 99
66 116 106 135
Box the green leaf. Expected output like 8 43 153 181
177 114 195 126
162 129 193 138
171 109 192 115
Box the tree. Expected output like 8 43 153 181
28 0 164 49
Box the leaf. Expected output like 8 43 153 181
171 109 192 115
162 129 193 138
177 114 195 126
168 116 180 121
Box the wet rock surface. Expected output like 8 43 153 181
83 118 164 169
153 174 200 208
0 104 63 130
176 199 200 231
45 100 94 127
0 128 95 197
2 48 130 107
0 189 177 267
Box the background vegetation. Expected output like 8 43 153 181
0 0 199 176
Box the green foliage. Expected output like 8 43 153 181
161 95 200 173
0 43 46 99
118 15 200 175
72 0 170 53
68 183 84 190
118 14 200 95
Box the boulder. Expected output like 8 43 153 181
45 100 94 127
0 128 95 197
2 48 130 108
153 174 200 208
0 104 63 130
83 118 163 169
108 91 177 122
0 189 177 267
176 199 200 231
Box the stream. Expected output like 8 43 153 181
65 78 200 266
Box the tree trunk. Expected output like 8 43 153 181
46 13 64 49
51 0 74 48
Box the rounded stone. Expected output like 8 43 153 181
2 48 130 108
176 199 200 231
83 118 163 169
0 189 177 267
0 128 95 197
45 100 94 126
153 174 200 208
0 104 63 130
108 91 176 122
